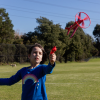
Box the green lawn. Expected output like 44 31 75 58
0 59 100 100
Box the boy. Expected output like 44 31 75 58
0 43 56 100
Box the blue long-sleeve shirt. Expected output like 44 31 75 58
0 63 55 100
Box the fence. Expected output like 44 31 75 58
0 44 100 64
0 44 33 63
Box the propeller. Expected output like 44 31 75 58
75 12 91 28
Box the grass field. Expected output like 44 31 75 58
0 58 100 100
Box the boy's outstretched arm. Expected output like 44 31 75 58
0 68 23 86
42 53 56 75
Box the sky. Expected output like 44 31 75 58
1 0 100 40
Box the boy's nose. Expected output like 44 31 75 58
36 53 39 56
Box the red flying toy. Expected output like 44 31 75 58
50 46 57 54
65 12 91 38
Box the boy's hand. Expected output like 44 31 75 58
49 53 56 65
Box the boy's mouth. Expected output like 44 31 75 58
35 58 39 60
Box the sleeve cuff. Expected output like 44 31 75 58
49 62 55 67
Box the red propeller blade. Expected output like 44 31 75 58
76 14 81 20
83 16 89 21
82 21 85 27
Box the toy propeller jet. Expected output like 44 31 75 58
65 12 91 38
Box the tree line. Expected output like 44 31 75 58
0 8 100 63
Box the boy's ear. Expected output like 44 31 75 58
28 54 30 59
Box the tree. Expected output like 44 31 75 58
21 18 98 63
34 17 67 62
64 21 97 62
93 24 100 42
93 24 100 56
13 35 23 44
0 8 14 43
22 31 40 44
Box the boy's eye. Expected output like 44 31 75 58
33 51 42 55
33 52 37 55
39 52 42 55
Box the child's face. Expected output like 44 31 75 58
28 46 43 65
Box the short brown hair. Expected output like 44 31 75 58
28 43 47 64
